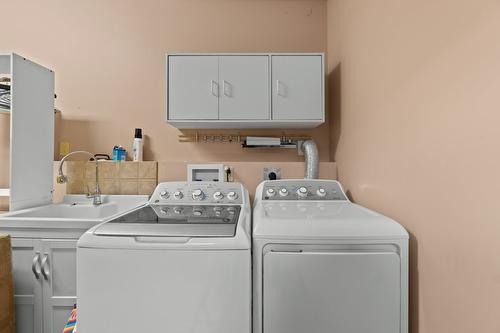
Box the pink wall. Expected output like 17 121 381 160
0 0 329 164
327 0 500 332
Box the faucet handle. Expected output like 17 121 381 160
56 175 67 184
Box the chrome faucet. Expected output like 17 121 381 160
57 151 102 205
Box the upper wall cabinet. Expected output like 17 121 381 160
166 53 324 129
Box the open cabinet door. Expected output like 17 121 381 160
10 53 54 211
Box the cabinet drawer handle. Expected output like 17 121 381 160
32 252 41 279
210 80 219 97
222 80 231 97
41 253 50 280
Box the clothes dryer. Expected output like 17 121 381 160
253 179 408 333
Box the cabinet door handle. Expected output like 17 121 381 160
32 252 41 279
210 80 219 97
276 80 283 96
41 253 50 280
222 80 231 97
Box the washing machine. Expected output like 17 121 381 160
77 182 251 333
253 179 408 333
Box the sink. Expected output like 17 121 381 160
5 203 117 219
0 195 149 229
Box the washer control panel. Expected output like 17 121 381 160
262 180 348 201
150 182 244 205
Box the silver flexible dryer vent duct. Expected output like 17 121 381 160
301 139 319 179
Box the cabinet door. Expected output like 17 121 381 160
40 240 77 333
168 55 219 120
11 238 43 333
272 55 323 120
219 56 269 120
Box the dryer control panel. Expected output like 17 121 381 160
150 182 244 205
262 180 348 201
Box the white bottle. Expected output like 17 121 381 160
132 128 143 161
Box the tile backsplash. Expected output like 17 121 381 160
65 161 157 195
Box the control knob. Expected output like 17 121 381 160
279 188 289 197
173 191 184 199
227 191 238 201
192 189 205 200
266 188 276 197
213 191 224 200
316 188 327 197
160 190 169 199
297 186 308 198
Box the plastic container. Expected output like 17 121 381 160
112 146 126 161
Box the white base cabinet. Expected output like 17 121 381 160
166 53 324 129
11 238 78 333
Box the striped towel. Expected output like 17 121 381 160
63 305 77 333
0 89 9 109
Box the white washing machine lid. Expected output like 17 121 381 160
79 205 251 250
253 201 408 240
79 181 252 250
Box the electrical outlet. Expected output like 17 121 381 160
263 168 281 181
224 165 234 182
